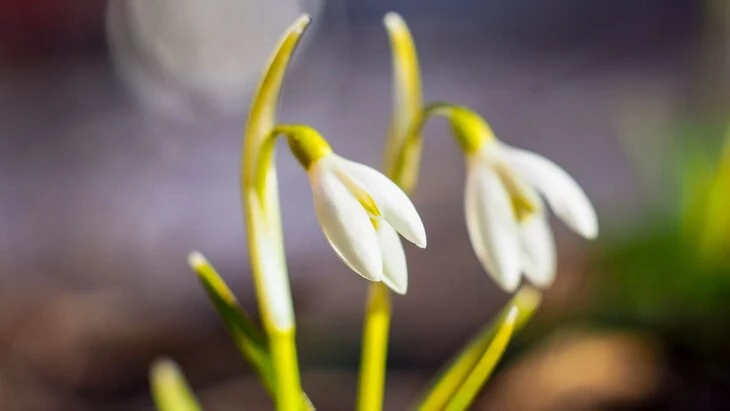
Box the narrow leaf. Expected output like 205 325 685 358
383 12 424 190
418 286 541 410
444 307 518 411
188 251 275 392
188 251 314 410
150 358 203 411
244 14 312 173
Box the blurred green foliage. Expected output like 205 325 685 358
593 128 730 357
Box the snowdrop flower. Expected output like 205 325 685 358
452 108 598 292
283 125 427 294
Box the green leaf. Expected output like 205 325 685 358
188 251 275 392
188 252 314 410
383 11 423 188
417 286 541 411
443 307 518 411
150 359 203 411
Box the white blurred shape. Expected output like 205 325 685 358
106 0 320 117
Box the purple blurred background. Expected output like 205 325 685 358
2 1 726 410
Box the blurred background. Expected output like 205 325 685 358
2 0 730 409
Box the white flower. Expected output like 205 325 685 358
465 140 598 292
309 154 427 294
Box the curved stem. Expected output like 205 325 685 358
387 102 462 194
241 15 311 411
255 124 331 198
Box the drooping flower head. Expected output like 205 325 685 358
284 126 427 294
382 12 597 293
450 107 597 291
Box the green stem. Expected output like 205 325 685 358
270 329 304 410
191 252 315 410
357 282 392 411
389 102 494 194
354 14 434 411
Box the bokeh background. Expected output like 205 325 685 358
2 0 730 410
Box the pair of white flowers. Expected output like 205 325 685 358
306 137 597 294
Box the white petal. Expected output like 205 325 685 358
465 161 522 292
502 146 598 239
377 222 408 294
310 163 383 281
519 211 556 288
334 156 427 248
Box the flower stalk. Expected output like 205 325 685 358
357 282 392 411
356 13 424 411
357 15 490 410
388 102 496 194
